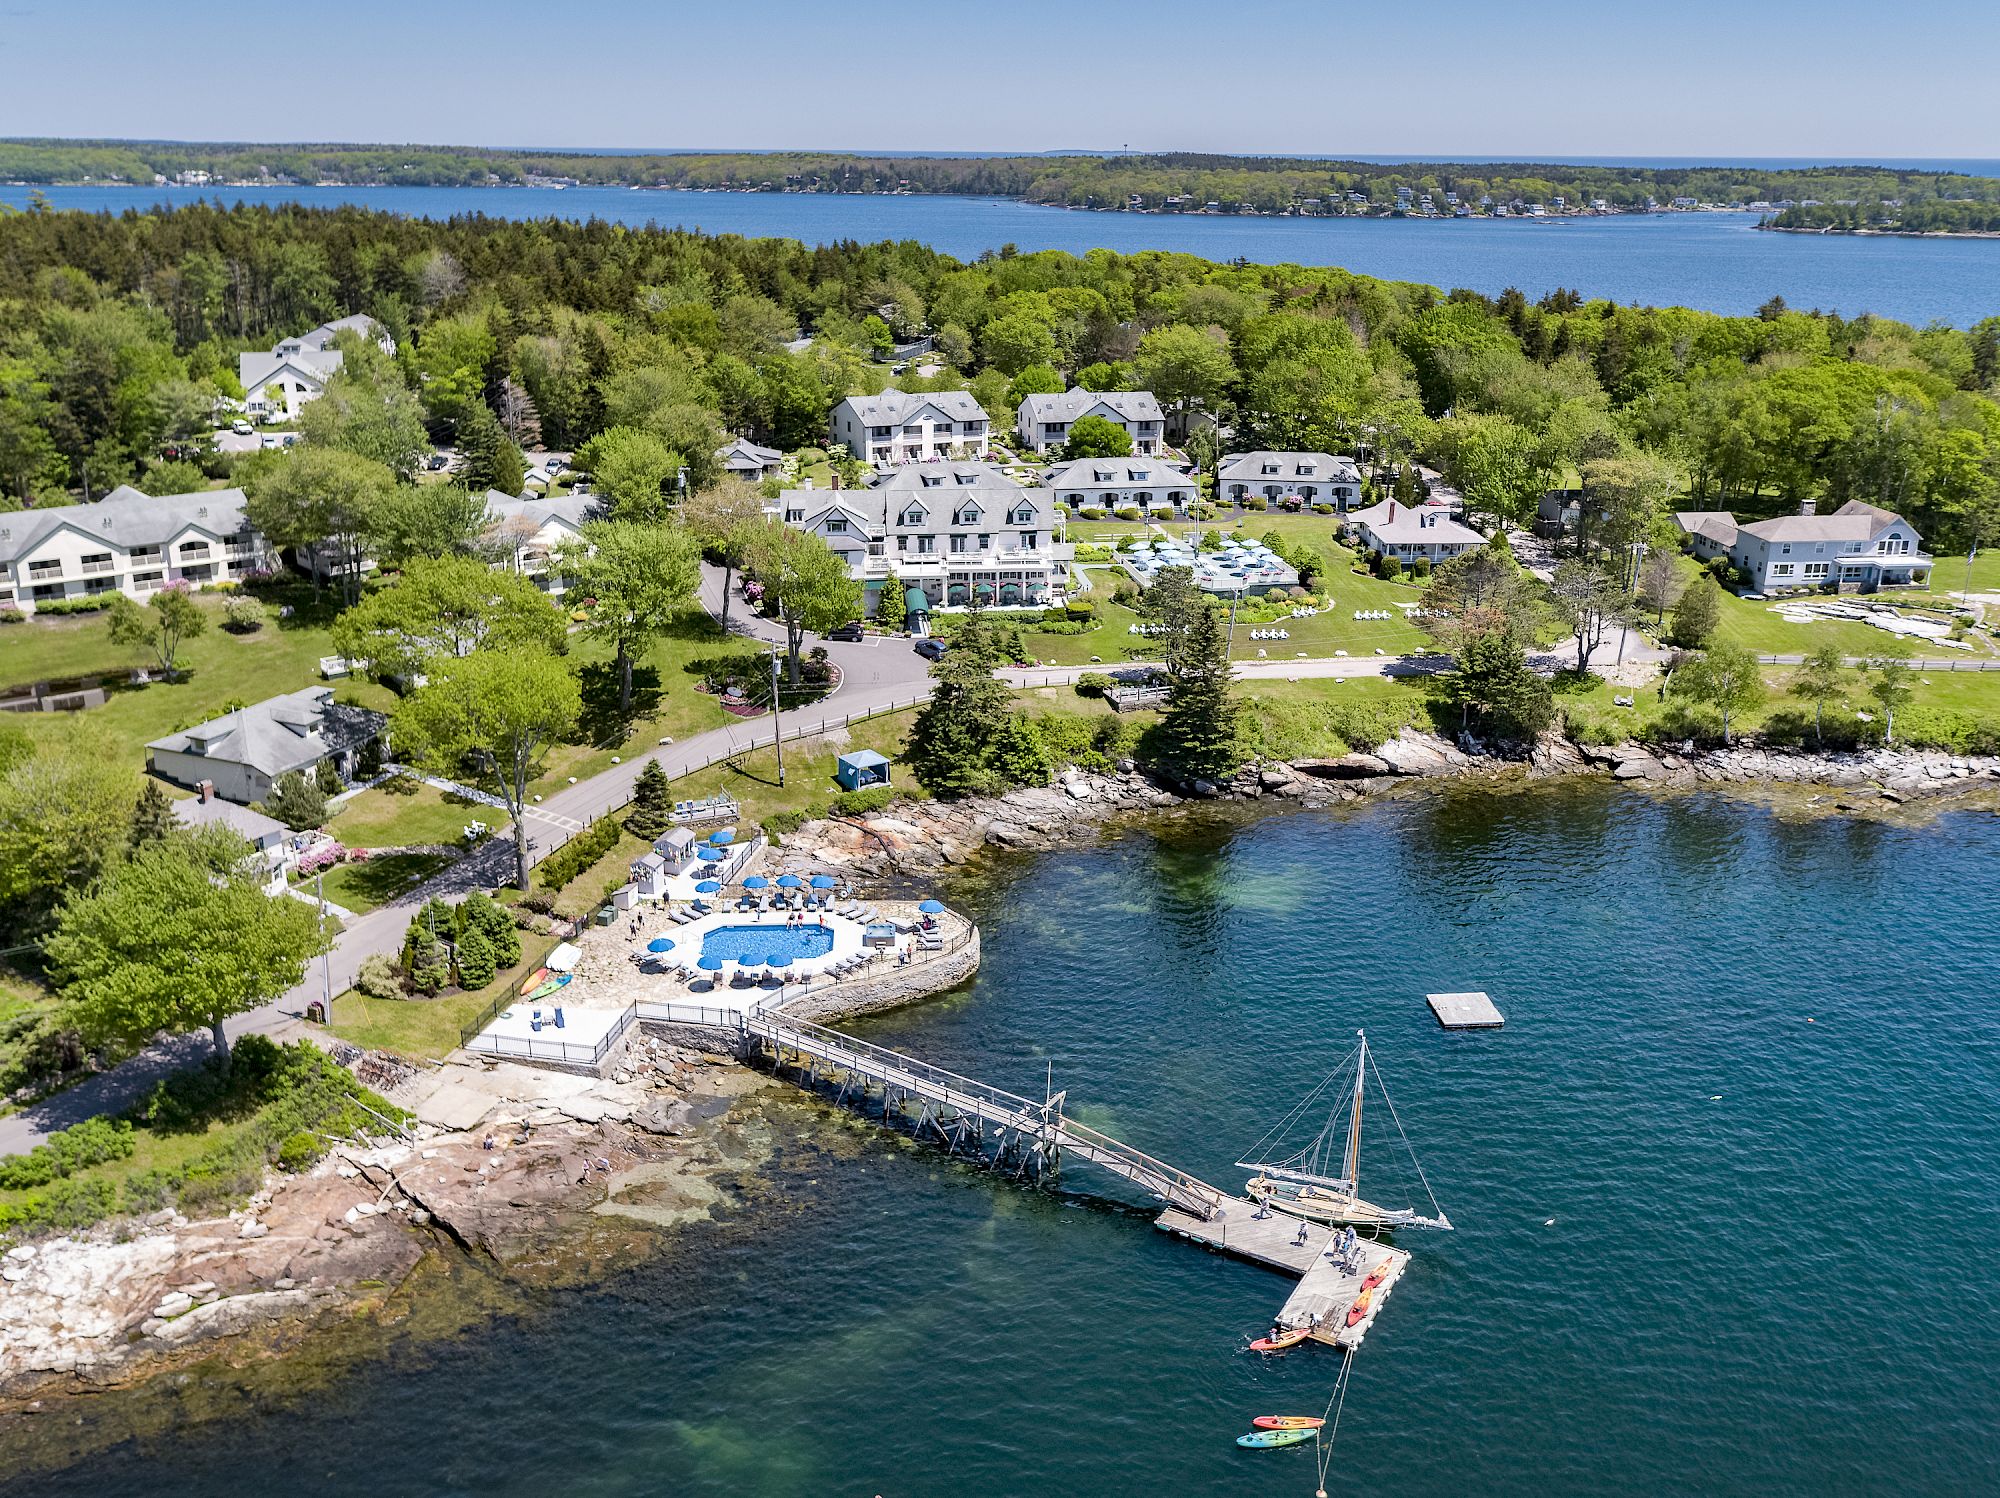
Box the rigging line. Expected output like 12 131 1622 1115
1313 1345 1358 1495
1366 1047 1447 1221
1237 1040 1362 1165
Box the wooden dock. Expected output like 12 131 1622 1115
742 1008 1412 1351
1427 990 1505 1029
1156 1198 1411 1348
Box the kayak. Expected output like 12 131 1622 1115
517 966 550 995
1252 1415 1325 1431
523 973 573 1002
1345 1285 1375 1327
1249 1325 1312 1352
1361 1259 1390 1290
1237 1428 1316 1449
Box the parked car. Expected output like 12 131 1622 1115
913 638 947 662
825 621 865 643
230 419 253 436
425 453 449 471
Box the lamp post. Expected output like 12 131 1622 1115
316 869 332 1023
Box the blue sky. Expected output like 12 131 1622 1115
1 0 1993 159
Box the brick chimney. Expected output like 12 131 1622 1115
198 780 214 803
1387 501 1397 521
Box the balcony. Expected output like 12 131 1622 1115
80 560 117 577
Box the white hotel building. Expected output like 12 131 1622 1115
0 486 275 614
829 391 991 465
775 463 1071 611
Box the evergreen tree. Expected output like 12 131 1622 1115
263 769 328 831
458 400 526 495
453 922 497 989
1443 633 1555 741
1669 576 1721 648
626 759 674 838
904 612 1015 797
877 570 908 632
1156 604 1239 784
401 897 456 994
456 890 520 969
314 758 343 796
129 779 177 851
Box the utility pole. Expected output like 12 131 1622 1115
316 868 332 1022
770 643 786 787
1227 585 1243 658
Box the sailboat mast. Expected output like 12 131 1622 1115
1342 1032 1366 1201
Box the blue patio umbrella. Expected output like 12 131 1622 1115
696 846 725 862
737 952 762 969
766 954 793 970
743 875 769 889
708 828 736 845
696 955 724 972
810 875 838 889
776 874 803 888
695 879 722 893
918 899 946 914
647 937 675 953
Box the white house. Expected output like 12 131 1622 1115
1217 452 1363 511
1040 457 1196 516
0 486 275 614
716 437 785 482
171 789 295 894
1674 500 1931 593
830 391 990 465
773 462 1070 612
482 490 601 598
238 314 394 423
1346 499 1485 565
147 687 386 807
1016 389 1166 454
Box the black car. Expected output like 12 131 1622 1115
825 621 865 643
913 638 947 662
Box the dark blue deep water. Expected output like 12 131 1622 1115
11 785 2000 1496
9 184 2000 326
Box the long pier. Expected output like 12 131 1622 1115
741 1012 1408 1346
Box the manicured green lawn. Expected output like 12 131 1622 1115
670 707 924 831
315 852 456 913
1 584 395 763
327 778 492 849
1677 557 1997 659
328 927 564 1059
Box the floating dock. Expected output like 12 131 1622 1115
1155 1197 1410 1349
1427 990 1504 1029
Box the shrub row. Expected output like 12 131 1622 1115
534 817 623 893
0 1117 135 1189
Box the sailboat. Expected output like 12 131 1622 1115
1236 1031 1452 1231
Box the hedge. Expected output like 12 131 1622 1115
534 817 623 893
829 784 898 816
0 1117 135 1189
29 595 115 616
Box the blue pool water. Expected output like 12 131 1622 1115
697 923 834 964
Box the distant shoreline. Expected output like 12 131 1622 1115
1757 222 2000 242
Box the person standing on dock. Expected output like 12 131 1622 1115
1294 1221 1309 1246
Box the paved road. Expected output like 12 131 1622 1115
0 568 933 1158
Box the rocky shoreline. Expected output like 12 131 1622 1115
771 730 2000 875
0 1044 769 1420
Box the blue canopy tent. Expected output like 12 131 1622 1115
836 750 891 793
647 937 675 953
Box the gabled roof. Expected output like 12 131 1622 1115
0 486 252 563
1042 458 1195 489
240 347 342 393
299 313 391 351
483 490 602 540
1217 451 1361 484
1740 500 1911 544
148 687 385 782
171 796 289 844
716 436 784 470
1674 511 1740 547
836 390 985 425
1018 388 1165 425
1348 499 1484 547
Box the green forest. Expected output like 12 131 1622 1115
7 139 2000 218
1 198 1997 549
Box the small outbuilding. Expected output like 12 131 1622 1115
836 750 892 792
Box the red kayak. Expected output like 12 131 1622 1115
1361 1259 1389 1290
1249 1325 1311 1352
1252 1415 1325 1431
1345 1286 1375 1327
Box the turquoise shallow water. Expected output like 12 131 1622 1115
11 784 2000 1495
7 185 2000 325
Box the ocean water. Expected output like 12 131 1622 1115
7 184 2000 326
12 784 1999 1496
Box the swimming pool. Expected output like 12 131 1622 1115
698 923 835 964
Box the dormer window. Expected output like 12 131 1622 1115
953 472 977 485
956 505 983 525
900 506 928 525
825 516 847 533
921 474 942 487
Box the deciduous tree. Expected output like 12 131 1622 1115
0 738 137 932
1670 641 1766 744
1060 414 1134 460
107 586 207 677
47 825 329 1066
1790 642 1849 744
244 447 396 603
331 554 566 681
739 521 862 686
556 519 701 712
1866 649 1916 743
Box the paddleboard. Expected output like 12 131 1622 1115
1252 1416 1325 1431
523 973 572 1002
1237 1428 1315 1448
1249 1325 1312 1352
